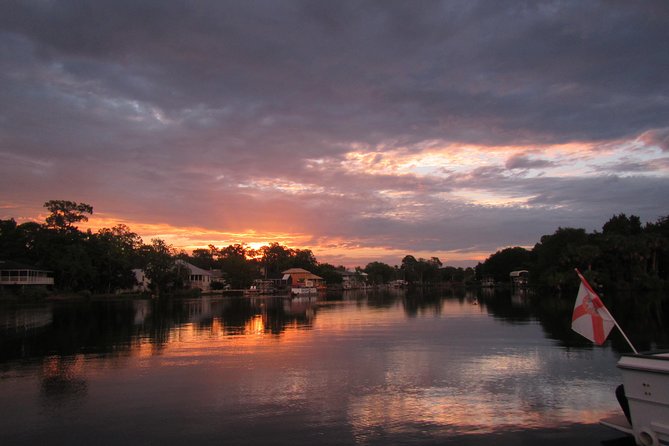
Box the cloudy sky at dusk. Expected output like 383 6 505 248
1 0 668 267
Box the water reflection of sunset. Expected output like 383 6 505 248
0 293 626 445
109 296 621 438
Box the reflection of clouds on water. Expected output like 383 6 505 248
346 342 619 442
0 305 53 332
0 292 630 445
39 355 88 409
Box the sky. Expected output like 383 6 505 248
1 0 668 267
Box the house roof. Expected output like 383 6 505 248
282 268 312 274
282 268 323 280
176 260 212 276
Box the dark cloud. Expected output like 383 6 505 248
3 0 669 148
593 157 669 174
505 154 556 170
1 0 668 263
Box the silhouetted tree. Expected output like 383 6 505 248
138 239 185 297
217 244 259 288
89 225 142 293
43 200 93 231
478 247 531 284
315 263 344 284
364 261 396 284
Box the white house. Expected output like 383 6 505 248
130 261 215 293
177 260 213 291
0 261 54 287
340 270 369 289
131 268 150 292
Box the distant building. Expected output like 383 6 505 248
129 261 215 293
131 269 150 293
176 260 214 291
509 270 529 288
282 268 325 289
339 270 369 289
0 260 54 287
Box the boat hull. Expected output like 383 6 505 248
617 353 669 446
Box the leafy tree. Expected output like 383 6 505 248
15 222 44 263
399 256 444 283
31 227 95 291
43 200 93 231
292 249 318 271
645 216 669 278
602 213 642 236
139 239 184 297
0 219 28 262
190 247 218 270
441 266 475 284
422 257 443 283
89 225 142 293
315 263 344 284
401 255 419 282
217 244 259 288
259 243 294 277
479 247 532 284
364 261 396 284
594 214 650 286
530 228 589 289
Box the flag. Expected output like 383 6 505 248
571 270 615 345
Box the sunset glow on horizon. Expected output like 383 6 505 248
68 212 493 267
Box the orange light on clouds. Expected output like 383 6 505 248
73 212 488 267
78 213 314 251
342 141 603 179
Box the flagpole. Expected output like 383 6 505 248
600 305 639 355
574 269 639 355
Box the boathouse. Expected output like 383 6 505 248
281 268 325 288
509 270 529 288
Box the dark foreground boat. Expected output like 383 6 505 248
601 352 669 446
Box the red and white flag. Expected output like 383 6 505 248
571 270 614 345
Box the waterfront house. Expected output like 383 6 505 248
129 261 215 293
176 260 213 291
281 268 325 289
340 270 369 289
131 269 150 293
509 270 529 288
0 260 54 288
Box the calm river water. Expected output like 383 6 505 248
0 288 659 445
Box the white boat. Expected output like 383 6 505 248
601 352 669 446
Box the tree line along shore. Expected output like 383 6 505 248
1 201 667 307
